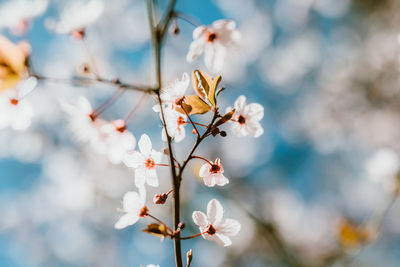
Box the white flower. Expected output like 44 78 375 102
124 134 163 187
153 105 187 143
46 0 104 36
114 186 147 230
187 19 241 72
227 95 264 137
0 0 48 34
146 265 159 267
192 199 241 247
160 72 189 107
0 90 33 130
99 120 136 165
62 96 104 143
199 158 229 187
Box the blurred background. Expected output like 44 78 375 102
1 0 400 266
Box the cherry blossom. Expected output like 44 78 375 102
192 199 241 246
114 186 147 230
0 90 33 130
46 0 104 37
199 158 229 187
153 105 187 143
123 134 163 187
99 120 136 165
0 0 48 35
62 96 104 143
187 19 241 72
160 72 189 108
227 95 264 138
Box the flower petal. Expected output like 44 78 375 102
192 211 208 227
134 168 147 187
215 173 229 186
207 199 224 225
199 163 209 178
123 151 145 168
204 43 226 73
216 218 241 236
122 191 141 213
187 39 206 62
138 134 152 156
146 169 159 187
213 233 232 247
114 213 139 229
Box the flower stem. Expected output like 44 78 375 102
180 232 204 240
147 0 181 266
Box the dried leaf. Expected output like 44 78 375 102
175 95 211 115
213 109 235 129
142 223 171 238
192 69 221 107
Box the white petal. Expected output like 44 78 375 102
199 163 209 178
134 168 147 187
216 218 241 236
203 176 216 187
234 95 247 111
193 25 206 39
138 134 152 156
123 151 145 168
122 191 141 213
213 233 232 247
151 150 163 163
204 43 226 73
187 39 206 62
207 199 224 225
215 174 229 186
174 126 186 143
146 170 159 187
247 103 264 121
192 211 208 227
114 213 139 229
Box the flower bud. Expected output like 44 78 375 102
153 193 168 204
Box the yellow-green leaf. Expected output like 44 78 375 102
191 69 221 107
176 95 211 115
142 223 171 238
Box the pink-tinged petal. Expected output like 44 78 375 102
245 121 264 138
122 191 141 213
146 169 159 187
207 199 224 225
213 233 232 247
138 134 152 156
192 211 208 227
193 25 206 39
123 151 145 168
215 173 229 186
234 95 247 111
114 213 140 229
187 39 206 62
247 103 264 121
203 176 216 187
231 122 245 137
199 163 210 178
215 218 241 236
134 168 147 187
212 19 235 30
204 43 226 72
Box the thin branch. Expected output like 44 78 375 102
34 74 155 93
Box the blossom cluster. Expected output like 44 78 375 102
0 0 265 265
